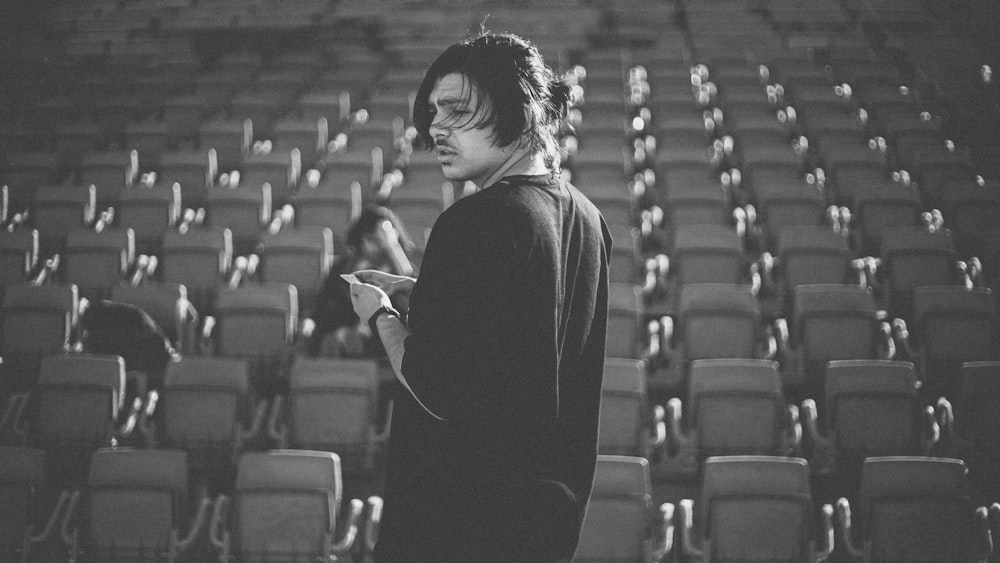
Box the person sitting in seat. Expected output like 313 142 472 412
309 205 415 358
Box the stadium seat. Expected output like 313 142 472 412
209 450 363 563
665 359 799 475
574 455 674 562
257 226 334 316
0 283 79 392
157 148 218 210
116 181 182 255
62 227 135 301
0 446 70 562
198 116 252 173
110 281 198 354
850 181 925 257
78 149 140 208
598 358 666 460
876 226 962 320
836 456 992 562
30 184 97 256
294 177 362 242
268 357 391 478
205 183 272 256
239 148 302 207
160 226 233 316
677 455 834 562
0 228 39 290
141 357 266 487
60 448 212 562
607 282 644 360
936 361 1000 503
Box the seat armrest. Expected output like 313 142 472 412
652 502 675 562
650 404 667 452
266 394 287 447
200 315 216 355
973 505 992 563
836 498 864 560
138 389 159 446
784 403 802 454
878 320 896 360
209 494 231 560
331 498 364 556
817 503 835 562
891 318 916 361
665 398 687 457
116 396 143 440
988 504 1000 562
363 496 383 554
175 496 213 554
920 404 940 455
677 499 703 558
801 399 832 473
30 489 73 545
1 392 29 442
373 399 393 444
773 318 790 361
60 490 81 554
241 399 270 443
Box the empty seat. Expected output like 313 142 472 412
575 455 674 562
62 228 135 301
666 359 799 474
607 283 644 360
116 182 182 255
30 184 96 256
0 283 79 392
268 358 390 477
836 456 992 563
598 358 666 460
205 183 272 256
678 455 834 562
0 228 39 290
257 226 334 316
157 148 218 210
209 450 363 563
160 227 233 315
78 149 140 207
0 446 69 562
240 148 302 207
765 225 856 314
295 178 362 241
198 116 252 172
669 224 747 287
877 227 959 320
61 448 211 562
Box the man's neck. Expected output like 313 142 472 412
479 149 550 188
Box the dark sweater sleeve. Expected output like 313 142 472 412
400 197 558 423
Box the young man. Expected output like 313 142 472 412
349 31 612 562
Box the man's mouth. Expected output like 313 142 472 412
435 144 457 158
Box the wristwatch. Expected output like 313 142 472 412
368 304 402 335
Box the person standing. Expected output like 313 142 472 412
349 31 613 562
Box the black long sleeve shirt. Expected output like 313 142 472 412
375 173 612 561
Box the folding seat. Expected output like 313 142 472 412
53 120 110 171
876 227 960 320
836 456 992 563
850 181 924 256
116 181 182 255
667 224 748 288
345 117 405 167
60 448 212 562
881 112 946 172
295 177 362 242
205 183 272 256
801 360 936 489
574 455 674 563
110 282 198 355
665 360 800 475
660 284 773 383
296 91 352 130
762 225 857 315
819 142 888 208
77 149 140 207
908 143 976 205
658 175 732 234
205 282 299 396
0 284 79 392
209 450 363 563
0 152 63 212
777 284 893 391
0 228 38 290
270 116 330 168
62 228 135 301
0 446 70 563
268 357 391 480
597 358 665 460
677 455 834 562
9 354 138 487
142 357 266 484
936 361 1000 503
162 95 215 144
198 116 252 172
257 226 334 316
157 147 218 210
942 179 1000 257
240 148 302 207
607 282 644 360
160 226 233 315
322 147 383 193
30 184 96 256
895 286 998 402
750 176 829 249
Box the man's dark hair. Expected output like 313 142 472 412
413 31 571 168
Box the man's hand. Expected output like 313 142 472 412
349 282 393 325
353 269 416 297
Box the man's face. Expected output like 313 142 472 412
426 72 519 188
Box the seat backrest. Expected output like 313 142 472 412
160 227 232 313
0 229 39 288
63 228 135 300
776 225 852 289
688 359 785 458
793 284 877 363
679 284 760 360
31 184 97 248
598 358 648 456
607 283 643 359
258 226 334 311
35 354 125 446
86 448 188 556
1 283 79 357
880 228 956 294
859 456 978 562
232 450 341 562
0 446 46 545
825 360 918 456
157 148 218 209
575 455 653 561
213 283 298 358
958 361 1000 450
110 282 192 349
912 286 996 363
116 183 182 247
671 225 745 285
701 455 813 562
288 358 379 450
161 357 250 453
205 184 272 248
